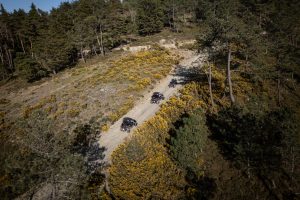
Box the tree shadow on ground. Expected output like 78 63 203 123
172 64 207 85
165 112 190 146
206 106 299 199
185 169 217 200
206 107 284 172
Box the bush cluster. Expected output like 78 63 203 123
109 82 204 199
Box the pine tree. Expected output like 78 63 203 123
104 0 128 48
0 4 14 76
4 111 98 199
123 0 139 33
10 9 27 54
197 0 263 104
23 3 44 57
170 109 208 175
137 0 164 35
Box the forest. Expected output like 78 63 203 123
0 0 196 82
0 0 299 199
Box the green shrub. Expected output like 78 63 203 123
170 109 208 176
14 53 48 82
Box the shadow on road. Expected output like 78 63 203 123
172 64 207 85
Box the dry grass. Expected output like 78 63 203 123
0 48 179 132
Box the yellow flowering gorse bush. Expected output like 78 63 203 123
21 49 179 130
109 82 204 199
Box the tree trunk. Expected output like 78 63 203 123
100 25 104 56
291 72 295 90
0 46 4 64
30 39 34 58
4 27 9 40
259 13 262 28
10 35 15 49
291 146 295 174
80 46 86 63
19 34 26 54
227 47 235 103
129 9 136 24
93 45 98 56
96 34 104 56
247 157 251 179
207 62 214 107
172 1 176 32
277 70 280 106
5 47 13 71
168 15 172 29
8 49 13 71
183 13 187 25
96 34 101 48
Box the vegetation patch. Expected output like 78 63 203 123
108 55 300 198
23 95 57 118
109 83 204 199
13 49 178 132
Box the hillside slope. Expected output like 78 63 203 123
100 50 203 164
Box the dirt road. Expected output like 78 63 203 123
99 50 204 164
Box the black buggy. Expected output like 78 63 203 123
151 92 165 104
168 78 177 88
120 117 138 132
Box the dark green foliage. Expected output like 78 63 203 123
185 175 217 200
266 0 300 78
208 106 298 175
137 0 164 35
197 0 261 59
14 53 47 82
0 0 201 81
72 124 105 174
73 124 98 155
2 111 84 199
0 0 299 198
0 0 130 81
170 109 208 175
197 0 300 80
34 29 78 73
170 109 217 199
0 112 105 199
207 105 299 198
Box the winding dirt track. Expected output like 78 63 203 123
99 50 204 164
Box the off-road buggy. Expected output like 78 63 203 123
151 92 165 104
120 117 138 132
168 79 177 88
